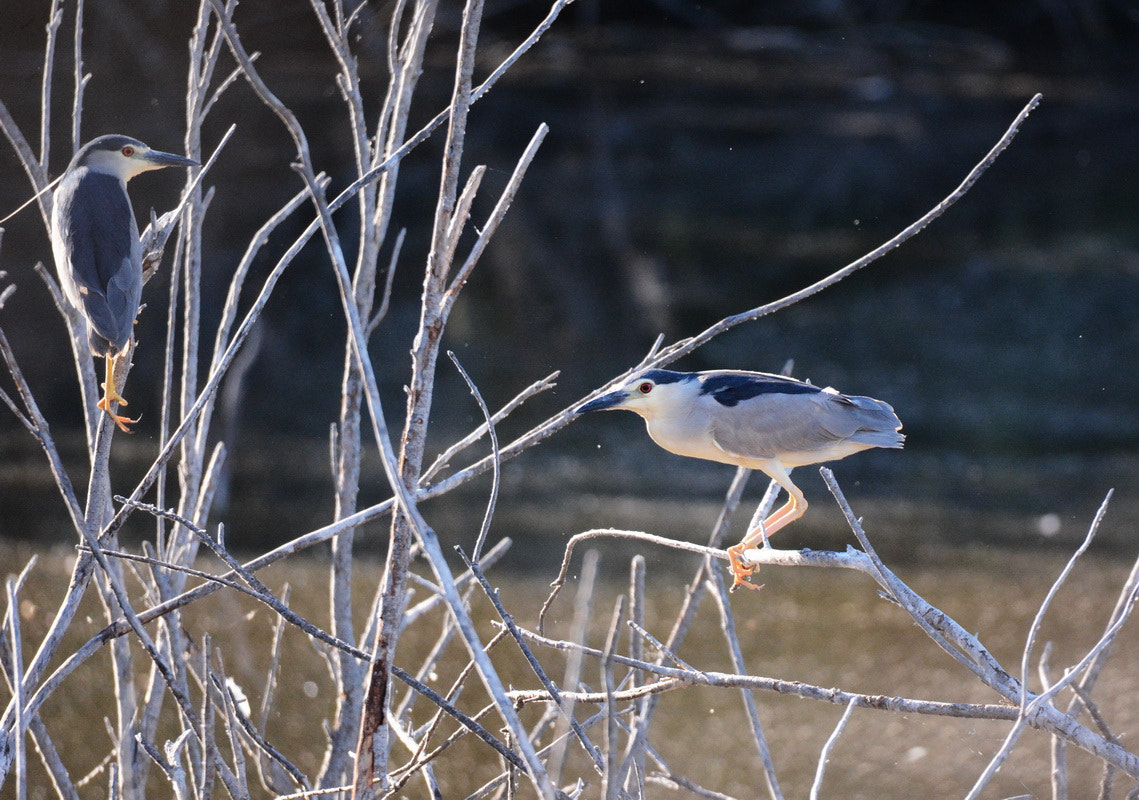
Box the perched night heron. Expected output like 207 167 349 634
576 369 904 590
50 134 198 431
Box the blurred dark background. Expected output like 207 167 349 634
1 1 1137 563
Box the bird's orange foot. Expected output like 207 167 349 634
726 544 763 593
97 394 138 433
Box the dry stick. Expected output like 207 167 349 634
209 668 249 798
708 573 783 800
617 555 648 797
816 473 1139 782
1057 556 1139 800
612 466 754 789
66 533 511 722
366 228 403 335
113 499 367 657
68 0 87 155
421 370 559 482
214 672 309 793
369 91 545 793
626 622 704 676
448 352 501 561
442 166 487 266
439 123 549 316
646 774 739 800
135 734 184 800
1063 684 1123 800
138 222 194 797
177 4 226 510
461 710 609 800
4 571 29 800
546 547 600 785
0 101 49 225
194 637 211 795
1039 642 1069 800
539 529 726 633
1019 491 1112 712
601 595 628 800
399 537 512 631
389 666 527 772
0 326 84 530
391 632 510 792
78 534 251 797
457 547 605 773
966 493 1133 799
809 698 856 800
402 721 444 800
155 219 185 557
257 584 292 795
511 623 1019 720
815 469 1009 683
37 0 63 179
393 609 463 730
78 547 262 601
591 472 773 795
387 702 496 796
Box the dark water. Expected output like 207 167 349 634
0 5 1137 556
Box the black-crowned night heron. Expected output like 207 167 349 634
50 134 198 431
577 369 904 590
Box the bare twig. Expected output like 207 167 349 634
447 352 501 561
458 547 604 772
809 699 856 800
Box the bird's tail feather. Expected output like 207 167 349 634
842 394 904 449
851 429 905 449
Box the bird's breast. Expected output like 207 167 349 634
644 414 725 464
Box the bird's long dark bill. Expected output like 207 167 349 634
147 151 199 168
576 390 629 414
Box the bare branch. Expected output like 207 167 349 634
809 699 857 800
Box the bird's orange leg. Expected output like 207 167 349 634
96 354 137 433
727 469 807 591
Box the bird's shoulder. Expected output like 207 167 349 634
55 170 130 236
696 370 820 408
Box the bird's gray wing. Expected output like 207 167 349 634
58 173 141 350
708 391 838 460
709 390 900 460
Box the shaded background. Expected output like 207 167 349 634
1 0 1137 563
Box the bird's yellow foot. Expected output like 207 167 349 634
97 389 137 433
726 544 763 593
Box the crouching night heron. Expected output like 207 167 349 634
50 135 198 431
576 369 904 591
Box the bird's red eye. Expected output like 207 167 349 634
121 146 135 157
638 382 653 394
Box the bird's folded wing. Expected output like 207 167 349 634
66 174 140 348
709 391 874 460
